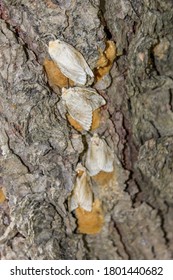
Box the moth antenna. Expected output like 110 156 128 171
51 34 57 40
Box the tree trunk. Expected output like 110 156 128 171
0 0 173 259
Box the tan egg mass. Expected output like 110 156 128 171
94 40 116 83
105 40 117 62
0 188 6 203
96 49 108 68
92 170 114 186
43 58 74 88
75 199 104 234
67 108 102 132
66 114 83 132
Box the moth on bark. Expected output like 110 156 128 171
69 163 93 212
62 87 106 131
48 39 94 85
85 133 114 176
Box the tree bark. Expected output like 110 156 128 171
0 0 173 259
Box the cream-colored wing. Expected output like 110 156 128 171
85 144 101 176
48 40 93 85
62 88 93 131
85 134 102 176
100 139 114 172
73 87 106 111
77 87 106 111
69 168 93 212
70 190 78 212
56 51 87 85
72 47 94 78
65 42 94 78
85 134 114 176
58 63 87 85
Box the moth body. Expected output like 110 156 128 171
85 133 114 176
62 87 106 131
69 163 93 212
48 40 93 85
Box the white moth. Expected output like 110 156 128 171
62 87 106 131
48 39 94 85
85 133 114 176
69 163 93 212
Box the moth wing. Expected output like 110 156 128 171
77 173 93 211
69 177 79 212
97 140 114 172
69 172 93 212
67 44 94 78
58 43 90 85
84 62 94 78
86 162 101 176
49 41 87 85
85 144 101 176
85 135 114 175
49 40 93 84
81 88 106 111
65 91 93 131
76 54 94 78
57 61 87 85
69 192 79 212
102 147 114 172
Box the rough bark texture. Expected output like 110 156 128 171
0 0 173 259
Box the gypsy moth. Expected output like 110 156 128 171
85 133 114 176
69 163 93 212
48 39 94 85
62 87 106 131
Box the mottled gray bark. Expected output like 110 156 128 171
0 0 173 259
